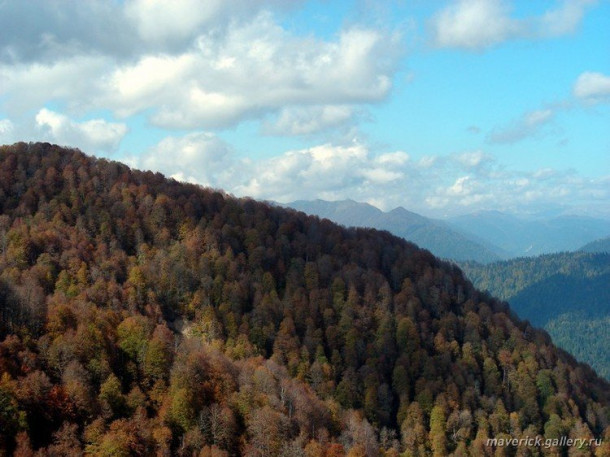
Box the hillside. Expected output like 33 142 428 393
0 143 609 456
459 252 610 379
287 200 504 263
580 236 610 254
448 211 610 258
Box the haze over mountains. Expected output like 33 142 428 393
287 199 610 262
449 211 610 258
286 200 504 263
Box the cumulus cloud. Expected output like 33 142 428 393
422 162 608 216
125 0 303 48
128 132 236 188
0 0 304 63
236 143 375 201
132 133 608 217
108 19 400 129
430 0 597 50
0 1 132 63
0 7 401 132
455 150 493 169
134 136 413 204
0 55 112 114
488 108 555 144
573 71 610 102
125 0 229 45
540 0 598 37
430 0 520 50
34 108 127 154
0 119 14 139
262 105 356 136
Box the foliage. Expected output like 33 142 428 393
460 253 610 378
0 143 608 456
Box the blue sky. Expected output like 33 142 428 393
0 0 608 218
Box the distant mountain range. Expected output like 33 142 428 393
286 199 503 263
286 199 610 262
448 210 610 257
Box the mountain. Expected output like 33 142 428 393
580 236 610 254
459 252 610 379
287 199 506 263
0 143 609 456
449 210 610 257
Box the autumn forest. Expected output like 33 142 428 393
0 143 608 456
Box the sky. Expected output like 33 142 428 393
0 0 609 219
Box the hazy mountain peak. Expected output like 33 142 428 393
288 198 504 263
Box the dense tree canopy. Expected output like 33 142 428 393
0 143 608 456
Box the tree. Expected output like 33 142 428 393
247 406 289 457
429 404 447 457
99 373 126 419
199 403 235 450
143 325 174 385
0 376 26 453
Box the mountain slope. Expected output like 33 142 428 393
288 199 505 263
459 252 610 379
580 236 610 254
0 143 608 456
449 210 610 257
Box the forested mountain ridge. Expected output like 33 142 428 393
0 143 609 456
459 252 610 379
458 252 610 305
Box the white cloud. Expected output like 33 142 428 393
104 53 196 118
35 108 127 154
263 105 356 136
0 119 14 139
455 150 492 169
447 176 471 196
128 20 400 129
1 11 401 132
229 142 412 203
488 108 555 144
125 0 227 45
540 0 597 37
375 151 410 166
0 0 304 62
129 132 236 188
573 71 610 102
0 1 132 63
360 168 403 184
0 55 112 114
430 0 597 50
431 0 519 50
129 133 609 217
124 0 303 47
